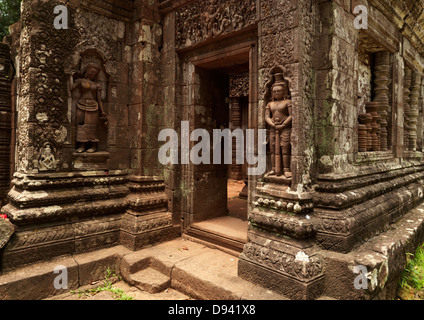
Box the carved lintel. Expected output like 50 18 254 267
176 0 256 49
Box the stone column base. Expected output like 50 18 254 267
120 176 180 251
238 182 323 300
238 227 324 300
0 170 129 272
120 224 180 251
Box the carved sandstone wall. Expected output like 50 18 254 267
0 44 12 207
0 0 176 271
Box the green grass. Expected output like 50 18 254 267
70 267 134 300
398 243 424 300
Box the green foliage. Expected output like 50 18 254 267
70 267 134 300
398 243 424 300
0 0 22 40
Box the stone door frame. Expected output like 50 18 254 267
178 36 259 232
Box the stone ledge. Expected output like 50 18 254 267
0 245 132 300
319 204 424 300
315 177 424 253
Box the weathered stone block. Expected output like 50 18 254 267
0 219 15 250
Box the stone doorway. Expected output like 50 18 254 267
181 42 256 254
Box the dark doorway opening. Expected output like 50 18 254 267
184 52 251 255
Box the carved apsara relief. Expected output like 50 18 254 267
72 61 109 153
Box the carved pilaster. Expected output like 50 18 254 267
229 97 243 180
404 67 412 150
238 182 323 300
229 72 248 181
0 44 12 207
120 176 179 251
409 71 421 151
373 51 390 151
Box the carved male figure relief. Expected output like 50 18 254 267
265 73 292 178
72 63 109 153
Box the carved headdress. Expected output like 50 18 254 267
272 73 291 100
83 62 101 76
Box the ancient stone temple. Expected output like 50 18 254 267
1 0 424 300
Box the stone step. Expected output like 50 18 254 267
129 267 170 294
121 238 288 300
186 216 248 255
170 246 288 300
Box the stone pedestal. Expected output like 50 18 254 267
72 152 110 171
238 182 324 300
120 176 179 251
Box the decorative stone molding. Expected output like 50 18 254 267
1 214 122 271
0 172 178 270
249 209 315 240
240 242 323 281
17 0 72 173
253 197 312 215
314 164 424 252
